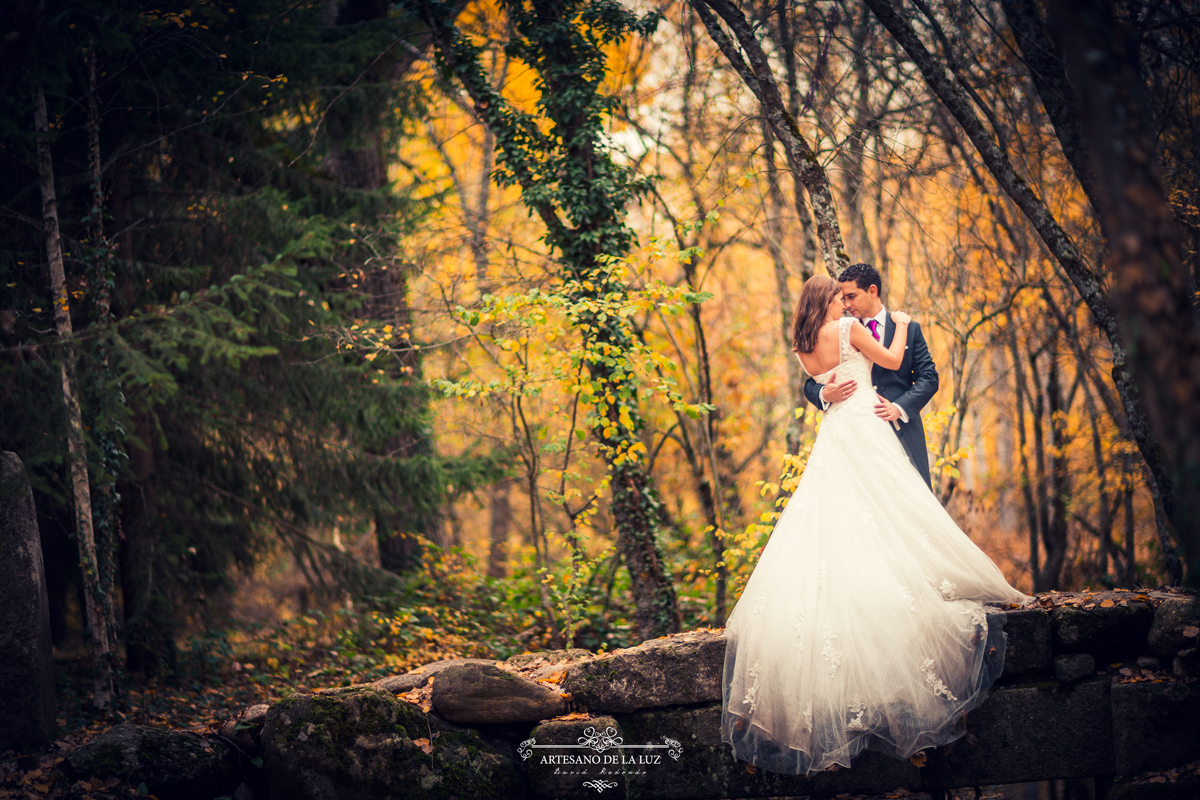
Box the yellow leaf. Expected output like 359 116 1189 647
909 751 928 767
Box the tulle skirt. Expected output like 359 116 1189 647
720 389 1027 775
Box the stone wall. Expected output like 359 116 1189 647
66 591 1199 799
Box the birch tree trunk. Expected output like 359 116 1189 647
34 83 115 711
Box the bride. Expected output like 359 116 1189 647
721 275 1028 776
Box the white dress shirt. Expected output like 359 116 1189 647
819 307 909 423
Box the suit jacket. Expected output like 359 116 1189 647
803 316 939 488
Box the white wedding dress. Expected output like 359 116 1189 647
721 316 1027 775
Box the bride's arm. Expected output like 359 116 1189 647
848 314 910 370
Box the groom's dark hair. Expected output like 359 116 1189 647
837 263 882 294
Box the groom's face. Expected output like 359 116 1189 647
839 281 882 319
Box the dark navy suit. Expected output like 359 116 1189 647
803 316 939 488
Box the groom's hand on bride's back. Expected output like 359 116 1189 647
819 373 857 404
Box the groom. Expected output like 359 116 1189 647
803 263 940 489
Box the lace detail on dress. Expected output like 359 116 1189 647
743 661 761 714
896 581 918 612
939 579 958 599
861 508 882 538
959 606 987 628
847 699 867 731
819 560 828 590
916 527 944 562
753 592 767 618
922 659 958 701
802 704 813 733
822 626 842 678
793 608 806 654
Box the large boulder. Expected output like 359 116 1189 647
1147 597 1200 659
261 686 523 800
561 630 725 713
430 663 568 725
1052 601 1155 662
64 724 240 800
0 452 56 751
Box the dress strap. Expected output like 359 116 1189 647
838 316 855 363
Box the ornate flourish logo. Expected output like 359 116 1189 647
581 779 619 793
578 726 623 752
663 737 683 761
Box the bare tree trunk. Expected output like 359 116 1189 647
1050 0 1193 584
839 8 878 265
691 0 849 276
1028 346 1053 590
1010 333 1040 589
760 121 806 456
487 478 511 579
34 83 115 711
1040 345 1070 589
1123 452 1137 586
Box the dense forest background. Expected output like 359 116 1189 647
2 0 1198 718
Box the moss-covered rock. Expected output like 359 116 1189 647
261 686 524 800
64 724 239 800
561 630 725 714
1147 597 1200 658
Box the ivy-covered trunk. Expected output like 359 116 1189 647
411 0 681 640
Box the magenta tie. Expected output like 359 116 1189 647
867 319 881 341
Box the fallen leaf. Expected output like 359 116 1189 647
550 711 592 721
909 751 928 767
409 666 427 675
1150 776 1168 784
413 737 433 755
537 670 567 684
1100 600 1115 608
1183 626 1199 639
1120 668 1134 676
744 764 757 774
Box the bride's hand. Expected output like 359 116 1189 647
891 311 912 325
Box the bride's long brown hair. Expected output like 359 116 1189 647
791 275 840 354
